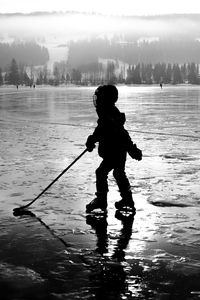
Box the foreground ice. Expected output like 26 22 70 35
0 85 200 299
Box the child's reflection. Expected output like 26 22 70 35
86 213 108 255
86 211 134 259
86 211 135 298
112 210 134 262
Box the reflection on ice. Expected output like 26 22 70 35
0 262 45 285
0 86 200 299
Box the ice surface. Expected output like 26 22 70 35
0 85 200 299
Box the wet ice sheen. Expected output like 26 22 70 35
0 85 200 299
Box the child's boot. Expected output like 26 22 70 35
115 191 135 212
86 192 107 213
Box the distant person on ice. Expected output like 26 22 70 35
85 85 142 213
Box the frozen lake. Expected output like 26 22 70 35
0 85 200 299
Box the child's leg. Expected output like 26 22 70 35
113 156 131 195
113 157 135 210
113 167 131 198
96 159 113 195
86 159 113 212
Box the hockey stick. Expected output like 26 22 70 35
13 148 88 213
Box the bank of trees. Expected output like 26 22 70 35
67 38 200 67
47 60 200 85
2 58 33 86
0 42 49 69
0 41 49 86
1 58 200 86
126 62 200 84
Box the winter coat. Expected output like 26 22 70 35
88 105 134 159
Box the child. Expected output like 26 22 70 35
86 85 142 213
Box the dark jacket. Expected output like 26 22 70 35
88 105 134 159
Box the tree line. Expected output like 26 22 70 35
0 42 49 69
0 59 33 86
1 58 199 86
67 37 200 67
126 63 200 85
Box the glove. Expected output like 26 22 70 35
128 143 142 161
86 135 96 152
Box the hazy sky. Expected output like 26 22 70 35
1 0 200 16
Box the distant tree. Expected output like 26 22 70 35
0 68 3 85
118 68 125 83
172 64 183 84
133 64 141 84
4 72 9 84
43 65 48 84
36 70 43 85
8 58 19 85
18 63 24 85
141 63 146 83
23 71 31 86
165 64 172 83
66 73 71 83
106 61 116 84
71 68 81 84
180 64 187 83
53 64 60 85
153 63 166 83
61 74 66 84
141 63 153 84
188 63 199 84
146 64 153 84
126 65 133 84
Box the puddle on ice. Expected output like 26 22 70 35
0 262 45 285
148 199 190 207
0 86 200 299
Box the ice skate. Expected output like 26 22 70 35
115 192 135 213
115 199 136 213
86 193 107 214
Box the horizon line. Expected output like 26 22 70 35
1 11 200 18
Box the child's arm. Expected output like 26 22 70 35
128 143 142 161
85 135 96 152
85 123 102 152
124 130 142 161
